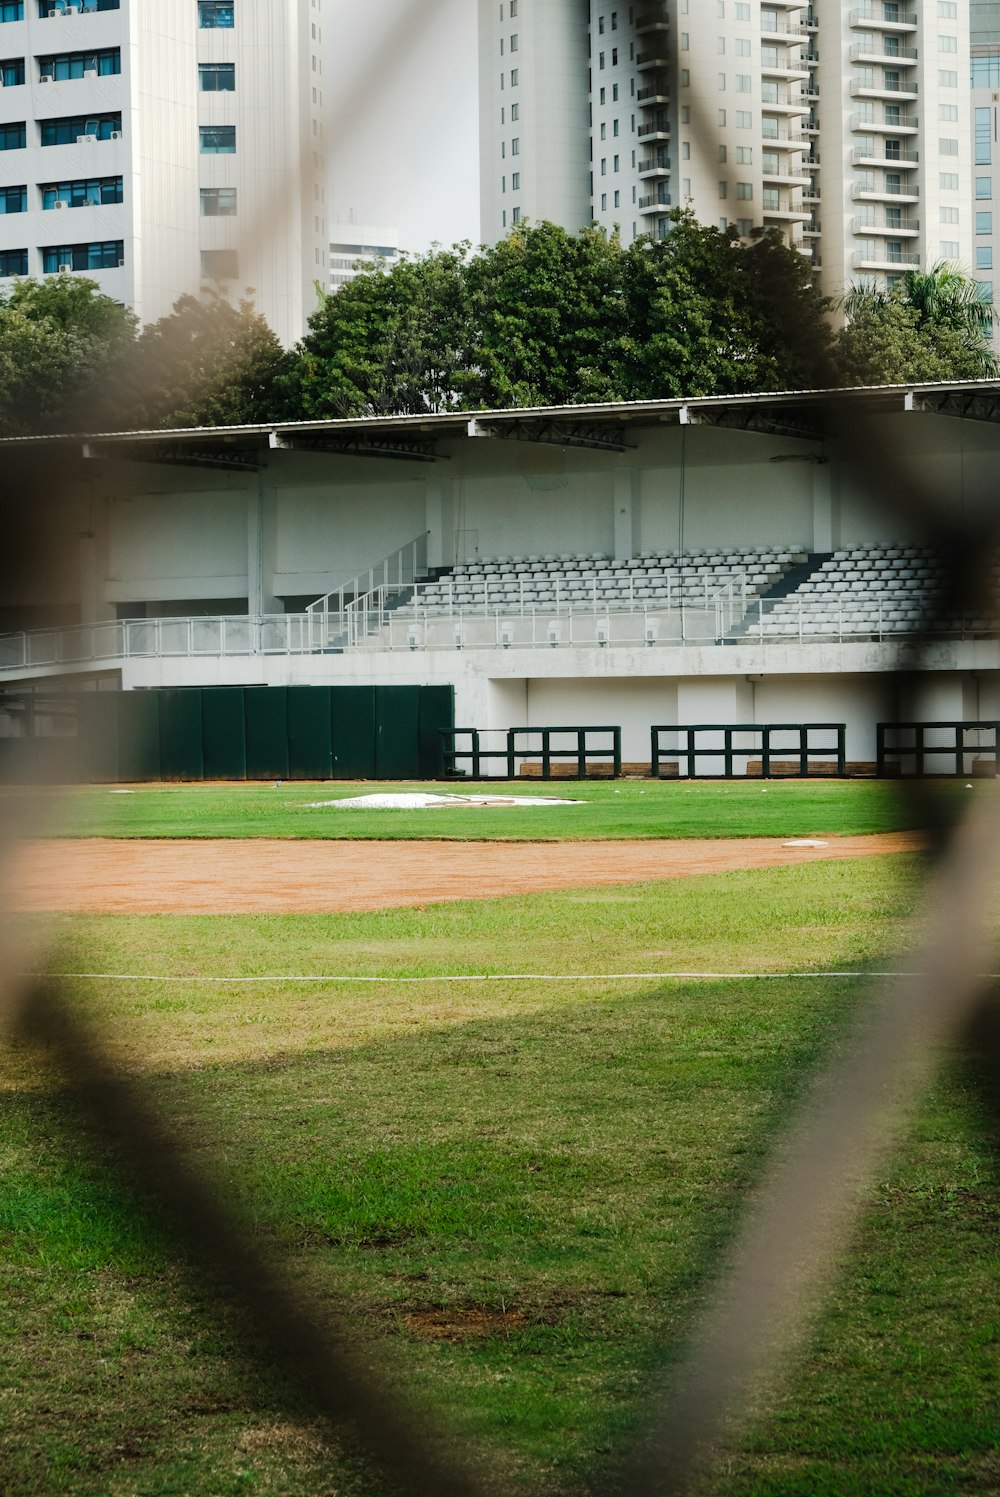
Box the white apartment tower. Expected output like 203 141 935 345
0 0 326 345
479 1 974 300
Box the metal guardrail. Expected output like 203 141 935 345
441 726 623 780
651 723 847 779
876 720 1000 777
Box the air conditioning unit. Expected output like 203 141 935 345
57 263 72 273
76 134 97 143
117 258 124 267
109 129 122 140
83 67 97 77
39 74 53 83
53 199 67 209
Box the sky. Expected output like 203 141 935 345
325 0 481 256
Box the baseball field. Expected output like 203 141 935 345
2 778 997 1496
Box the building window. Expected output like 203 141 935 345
198 63 235 91
200 186 237 216
41 175 122 208
0 3 23 19
511 171 519 189
198 1 234 25
511 136 519 154
736 181 752 199
38 49 121 81
977 246 993 269
510 68 518 86
975 108 991 165
977 280 993 304
940 172 958 190
940 240 959 257
39 114 120 144
0 247 26 275
512 205 521 223
1 58 24 86
510 32 517 51
977 211 992 233
0 120 25 149
972 56 1000 88
939 137 959 156
601 192 607 210
201 248 239 279
39 0 120 11
976 177 992 199
510 102 519 121
0 183 25 212
940 206 958 223
41 239 123 273
199 125 236 153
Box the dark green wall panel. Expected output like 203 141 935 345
287 686 333 779
75 693 120 782
117 693 162 782
202 688 247 780
375 685 421 779
244 686 289 779
158 689 204 781
331 686 376 778
418 685 455 778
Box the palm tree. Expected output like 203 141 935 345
841 261 998 379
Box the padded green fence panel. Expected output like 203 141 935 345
244 687 289 780
117 692 162 782
330 686 376 779
74 694 120 782
201 688 247 781
418 685 455 778
375 685 422 780
158 689 204 782
287 686 333 779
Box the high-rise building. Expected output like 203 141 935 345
479 1 974 301
971 0 1000 319
328 224 400 294
0 0 326 345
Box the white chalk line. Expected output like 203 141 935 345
36 969 936 984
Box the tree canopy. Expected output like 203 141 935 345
836 262 998 384
0 229 993 436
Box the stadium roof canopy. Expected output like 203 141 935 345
2 378 1000 468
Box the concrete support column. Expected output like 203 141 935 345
812 460 836 553
79 494 111 624
426 476 456 572
614 468 641 562
248 476 280 616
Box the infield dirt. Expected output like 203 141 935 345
11 832 922 914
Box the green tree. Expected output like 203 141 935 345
285 245 471 418
461 221 627 407
837 262 998 384
123 292 288 429
0 275 137 435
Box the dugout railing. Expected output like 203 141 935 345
876 720 1000 778
442 725 623 780
651 723 848 779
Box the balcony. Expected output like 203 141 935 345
635 2 669 31
850 79 919 102
637 117 670 140
852 249 921 269
849 111 919 133
636 49 670 70
762 61 811 81
849 7 918 28
850 43 918 65
763 168 811 186
763 204 811 222
763 95 810 116
851 144 918 165
852 182 919 203
637 81 670 104
852 214 919 235
638 193 672 213
760 23 809 39
638 156 671 177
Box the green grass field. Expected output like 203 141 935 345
62 776 962 841
4 825 1000 1497
3 780 997 1494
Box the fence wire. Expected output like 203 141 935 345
2 6 999 1495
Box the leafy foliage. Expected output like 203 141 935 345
0 275 136 435
837 262 998 384
121 293 289 430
